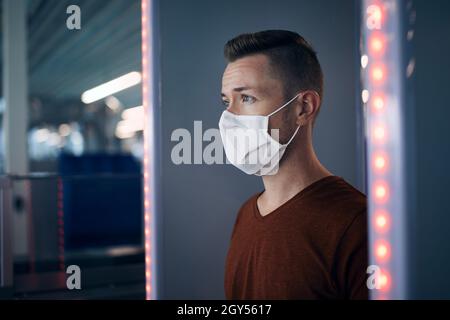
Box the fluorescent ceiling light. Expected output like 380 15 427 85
122 105 144 120
115 119 144 139
81 71 142 104
115 106 145 139
105 96 122 111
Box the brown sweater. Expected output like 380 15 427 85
224 175 368 300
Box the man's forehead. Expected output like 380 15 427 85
222 55 271 91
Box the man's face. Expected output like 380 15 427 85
221 54 299 143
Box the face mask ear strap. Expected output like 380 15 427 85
285 125 301 146
267 93 301 117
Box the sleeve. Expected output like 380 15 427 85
334 210 369 300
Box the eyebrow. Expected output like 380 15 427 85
221 86 253 97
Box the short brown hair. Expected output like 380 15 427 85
224 30 324 100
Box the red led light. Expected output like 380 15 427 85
371 93 386 113
373 180 389 203
372 5 383 22
366 4 385 30
375 239 391 262
373 152 388 173
371 63 386 84
369 32 386 56
374 209 390 233
372 124 387 144
378 269 391 292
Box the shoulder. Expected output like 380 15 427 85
332 177 367 229
235 192 260 222
320 176 366 208
324 177 368 254
314 176 367 221
303 176 367 244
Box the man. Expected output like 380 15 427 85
219 30 368 299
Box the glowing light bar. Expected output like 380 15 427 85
56 177 65 271
141 0 159 300
362 0 408 300
81 71 142 104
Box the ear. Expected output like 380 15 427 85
295 91 321 126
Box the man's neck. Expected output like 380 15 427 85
258 137 332 216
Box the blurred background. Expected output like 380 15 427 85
0 0 145 299
0 0 449 300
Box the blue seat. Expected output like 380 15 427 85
57 153 142 250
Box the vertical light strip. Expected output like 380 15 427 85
56 177 65 271
141 0 158 300
25 180 36 273
361 0 407 299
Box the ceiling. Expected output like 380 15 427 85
1 0 142 107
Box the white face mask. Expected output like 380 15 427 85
219 94 301 176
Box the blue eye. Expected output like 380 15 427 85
222 99 230 107
241 94 256 104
